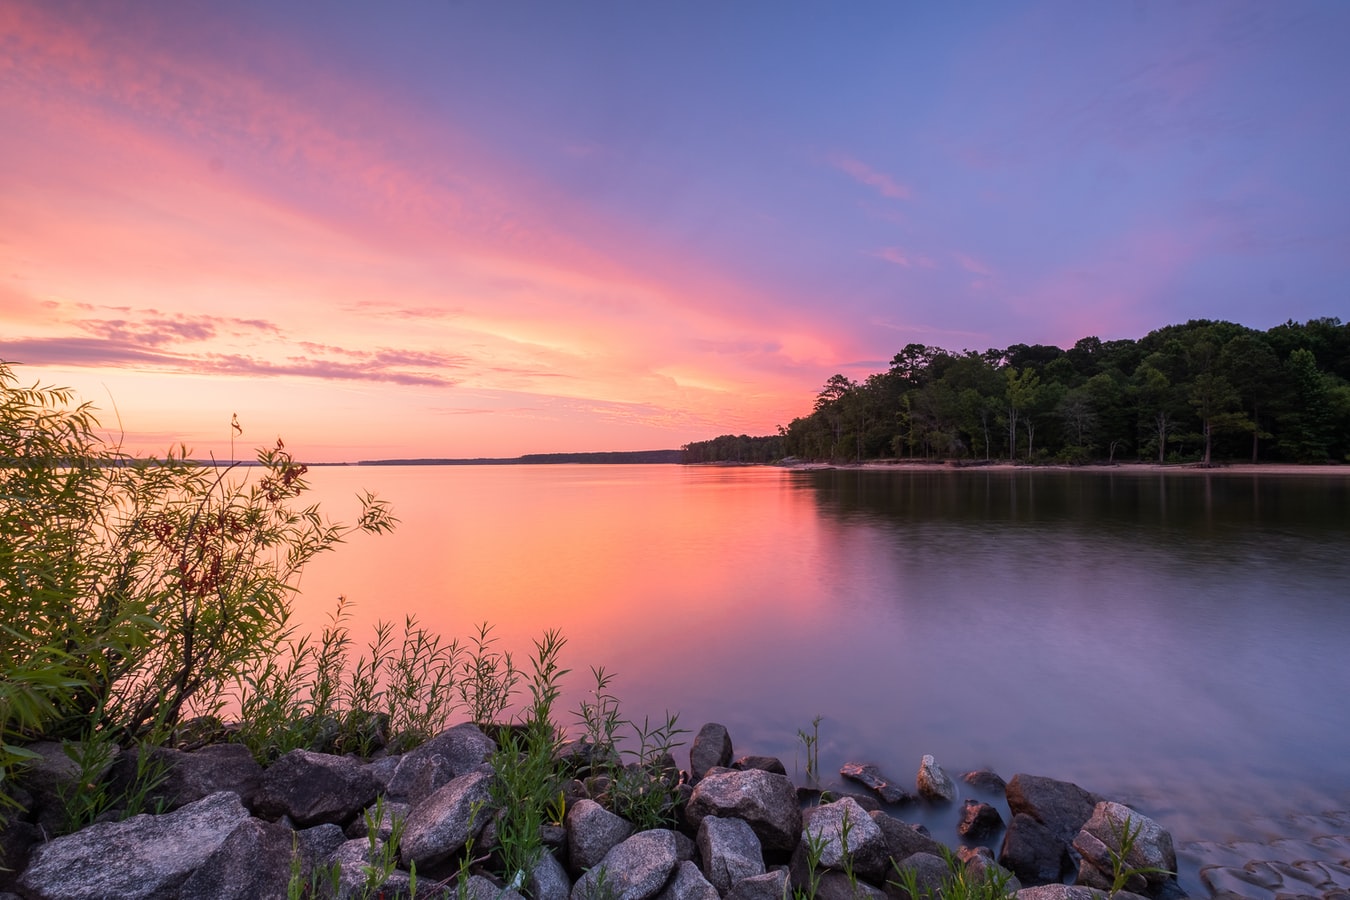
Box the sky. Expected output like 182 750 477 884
3 1 1348 462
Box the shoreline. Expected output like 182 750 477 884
773 459 1349 476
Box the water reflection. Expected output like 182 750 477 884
297 465 1350 895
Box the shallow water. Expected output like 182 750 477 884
296 464 1350 896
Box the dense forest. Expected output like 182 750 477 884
683 318 1350 466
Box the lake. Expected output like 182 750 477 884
295 464 1350 895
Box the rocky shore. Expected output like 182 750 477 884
0 720 1216 900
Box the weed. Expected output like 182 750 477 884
889 847 1016 900
1106 813 1173 897
791 828 828 900
460 622 519 728
798 715 822 787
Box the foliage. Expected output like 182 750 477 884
1105 814 1173 897
797 715 822 787
698 318 1350 465
889 847 1016 900
0 361 394 810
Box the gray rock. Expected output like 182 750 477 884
16 740 119 832
297 822 348 863
1072 802 1177 898
178 817 296 899
732 756 788 776
571 829 679 900
888 852 950 900
386 749 456 806
18 790 250 900
1005 774 1102 844
364 753 402 790
698 815 765 894
329 836 412 900
958 799 1005 840
399 768 495 869
566 797 635 876
528 849 573 900
999 813 1070 887
690 723 733 783
346 799 412 840
956 846 1022 895
0 820 40 893
725 870 790 900
915 755 956 804
408 722 497 777
463 873 527 900
686 768 802 856
654 860 720 900
840 763 914 805
803 796 890 883
1015 886 1124 900
868 811 946 863
111 743 263 813
253 748 380 827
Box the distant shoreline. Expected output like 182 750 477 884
773 459 1349 476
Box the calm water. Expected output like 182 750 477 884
296 464 1350 894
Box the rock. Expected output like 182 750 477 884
958 799 1005 840
463 873 528 900
690 723 733 783
253 748 380 827
698 815 765 894
813 869 889 900
528 848 573 900
399 768 495 869
18 791 250 900
840 762 914 805
386 749 456 807
346 799 412 840
387 722 495 805
1005 774 1102 844
297 822 348 863
0 820 41 893
178 817 296 899
915 755 956 804
110 743 263 813
1015 886 1136 900
889 852 950 900
1072 801 1178 898
868 811 946 863
732 755 788 776
803 796 890 883
686 768 802 857
999 813 1070 887
566 797 635 876
654 860 720 900
328 836 411 900
725 869 791 900
962 769 1009 794
957 846 1022 894
15 740 119 833
571 829 679 900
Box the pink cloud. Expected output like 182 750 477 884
831 155 912 201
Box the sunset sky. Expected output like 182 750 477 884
3 1 1348 461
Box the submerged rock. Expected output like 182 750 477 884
840 762 914 805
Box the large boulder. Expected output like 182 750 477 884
889 852 950 900
110 743 263 813
1005 774 1102 844
566 797 635 876
686 768 801 856
253 748 380 827
697 815 765 894
957 845 1022 895
915 755 956 804
841 762 914 805
803 796 890 884
386 722 495 804
571 829 680 900
689 723 733 783
399 768 495 869
999 813 1071 887
18 790 250 900
14 740 119 833
725 870 791 900
178 817 297 899
1072 802 1178 898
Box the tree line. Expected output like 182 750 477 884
683 317 1350 466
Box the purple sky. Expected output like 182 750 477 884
2 1 1347 458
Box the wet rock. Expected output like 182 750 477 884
18 791 250 900
698 815 765 894
686 768 801 856
253 748 380 827
841 762 915 805
962 769 1009 795
399 768 494 869
567 797 636 877
916 755 957 804
690 723 733 783
1005 774 1102 844
958 799 1006 840
999 813 1071 887
732 755 788 776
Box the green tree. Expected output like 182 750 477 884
1279 348 1333 462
